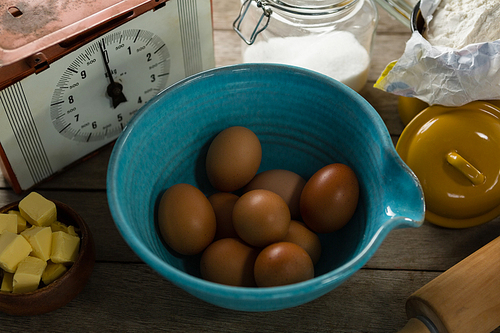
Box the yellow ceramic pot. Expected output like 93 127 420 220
396 101 500 228
398 96 500 125
397 96 429 126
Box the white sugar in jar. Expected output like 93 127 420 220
234 0 378 92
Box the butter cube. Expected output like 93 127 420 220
12 256 47 293
19 192 56 227
66 225 79 237
21 226 52 261
0 231 32 273
50 221 78 237
1 271 14 292
8 210 28 233
41 261 68 285
50 221 69 233
0 214 18 234
51 231 80 264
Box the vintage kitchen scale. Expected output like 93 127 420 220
0 0 215 193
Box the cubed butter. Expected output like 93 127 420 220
12 256 47 293
19 192 57 227
50 221 69 233
21 226 52 261
8 210 28 233
50 221 79 237
51 231 80 264
66 225 79 237
0 214 18 234
41 261 68 285
1 271 14 292
0 231 32 273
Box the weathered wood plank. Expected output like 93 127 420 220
367 217 500 271
214 30 242 67
0 264 440 332
212 0 241 31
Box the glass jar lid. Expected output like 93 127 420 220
265 0 359 15
233 0 361 44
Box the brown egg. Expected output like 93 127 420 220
207 192 239 240
243 169 306 220
282 220 322 264
205 126 262 192
254 242 314 287
300 163 359 233
232 189 291 248
200 238 259 287
157 183 216 255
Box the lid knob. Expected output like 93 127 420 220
446 151 485 186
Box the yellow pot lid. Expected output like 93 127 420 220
396 101 500 228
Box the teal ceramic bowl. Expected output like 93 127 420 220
107 64 425 312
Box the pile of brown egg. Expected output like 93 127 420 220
157 126 359 287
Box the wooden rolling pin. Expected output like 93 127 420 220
398 236 500 333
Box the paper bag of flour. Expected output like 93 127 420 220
374 0 500 107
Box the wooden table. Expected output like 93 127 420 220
1 1 499 332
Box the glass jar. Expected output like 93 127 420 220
373 0 417 26
233 0 378 92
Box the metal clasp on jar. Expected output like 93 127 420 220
233 0 272 45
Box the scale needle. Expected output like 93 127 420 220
99 41 127 108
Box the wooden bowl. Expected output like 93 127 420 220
0 199 95 316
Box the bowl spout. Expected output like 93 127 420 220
381 149 425 229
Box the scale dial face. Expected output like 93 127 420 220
50 29 170 142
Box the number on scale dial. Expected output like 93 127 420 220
50 28 170 142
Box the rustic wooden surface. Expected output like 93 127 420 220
1 0 499 332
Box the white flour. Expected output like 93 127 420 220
424 0 500 49
243 31 370 92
